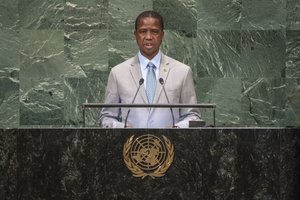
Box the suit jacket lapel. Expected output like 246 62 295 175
129 55 148 103
153 53 171 104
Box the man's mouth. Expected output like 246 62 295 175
144 43 153 48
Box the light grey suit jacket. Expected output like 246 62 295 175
99 53 200 128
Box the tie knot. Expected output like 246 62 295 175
147 62 155 69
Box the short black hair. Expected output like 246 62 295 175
135 10 164 31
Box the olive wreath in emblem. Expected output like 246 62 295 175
123 134 174 179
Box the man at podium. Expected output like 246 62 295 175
100 10 200 128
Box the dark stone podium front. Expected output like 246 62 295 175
0 128 299 200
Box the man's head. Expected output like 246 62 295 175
135 11 164 31
134 11 164 60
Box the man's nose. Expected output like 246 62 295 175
145 31 152 39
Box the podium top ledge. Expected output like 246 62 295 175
82 103 216 108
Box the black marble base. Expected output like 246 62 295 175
0 128 299 200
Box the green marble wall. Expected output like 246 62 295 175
0 0 299 128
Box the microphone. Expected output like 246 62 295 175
124 78 144 128
159 78 175 128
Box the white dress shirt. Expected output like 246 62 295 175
138 50 161 89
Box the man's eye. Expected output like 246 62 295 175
151 30 160 35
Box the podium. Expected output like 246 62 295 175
0 128 299 199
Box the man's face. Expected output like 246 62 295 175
134 17 164 60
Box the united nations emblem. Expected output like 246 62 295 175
123 134 174 179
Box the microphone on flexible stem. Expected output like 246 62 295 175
124 78 144 128
159 78 175 128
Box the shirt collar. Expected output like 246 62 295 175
138 51 161 70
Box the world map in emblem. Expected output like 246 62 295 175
123 134 174 179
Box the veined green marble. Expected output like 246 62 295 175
0 29 20 128
213 78 242 126
109 28 137 67
19 30 66 89
109 0 152 29
64 29 109 77
286 30 300 78
287 0 300 30
241 78 300 127
18 0 64 29
154 0 197 37
162 30 241 77
0 0 18 30
197 0 241 30
285 78 300 126
64 76 108 127
241 0 286 30
65 0 109 30
0 0 299 127
241 30 285 78
0 78 19 128
20 78 64 126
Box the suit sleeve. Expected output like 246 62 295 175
175 67 201 128
99 69 125 128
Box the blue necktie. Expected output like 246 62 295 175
146 62 156 103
